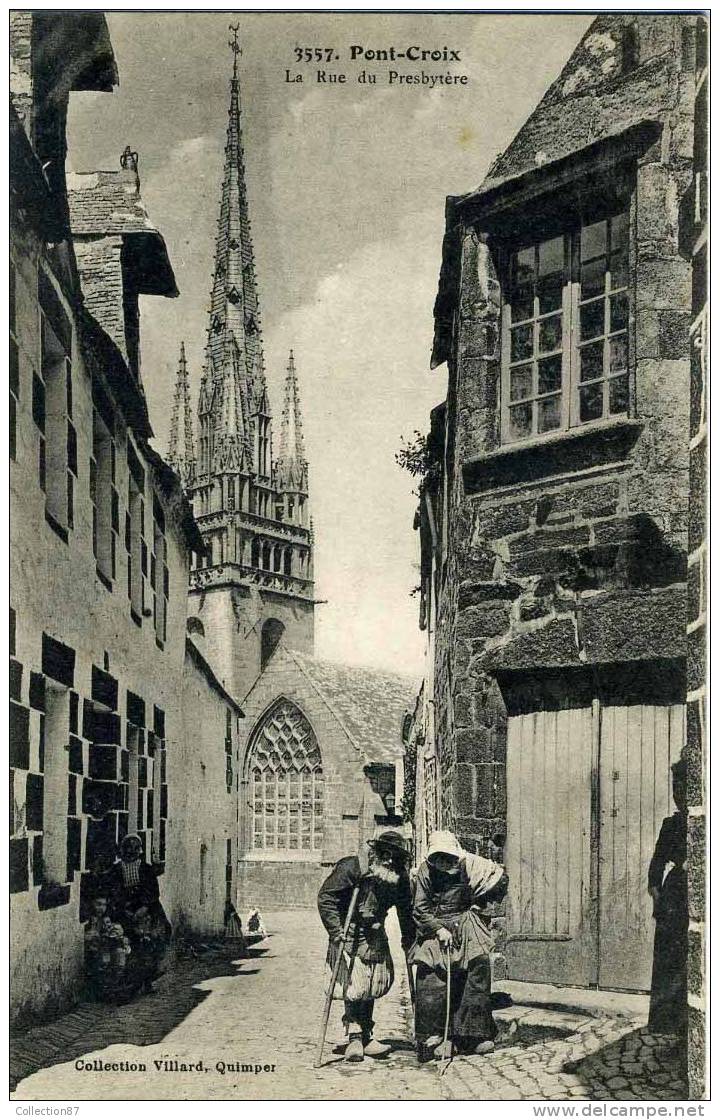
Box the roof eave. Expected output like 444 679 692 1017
79 306 154 442
185 637 244 715
123 230 179 298
456 118 662 228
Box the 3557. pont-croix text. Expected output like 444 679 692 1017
285 44 469 87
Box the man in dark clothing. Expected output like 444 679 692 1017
317 831 415 1062
648 759 688 1033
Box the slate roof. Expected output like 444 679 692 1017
286 649 419 765
471 14 680 200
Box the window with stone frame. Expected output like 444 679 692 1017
151 495 168 646
37 272 76 537
501 208 630 444
248 699 323 855
126 442 146 623
149 711 167 866
42 679 71 884
91 383 118 588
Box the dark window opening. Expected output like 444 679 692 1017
261 618 285 669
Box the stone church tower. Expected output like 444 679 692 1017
171 36 314 700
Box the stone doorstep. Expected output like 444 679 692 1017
498 980 650 1020
495 1006 591 1032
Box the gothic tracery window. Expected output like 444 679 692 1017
248 700 323 854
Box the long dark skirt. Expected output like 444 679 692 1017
415 955 496 1053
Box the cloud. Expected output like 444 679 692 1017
264 208 444 673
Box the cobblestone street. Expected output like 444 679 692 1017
11 911 687 1101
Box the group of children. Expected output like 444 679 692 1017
83 834 171 1004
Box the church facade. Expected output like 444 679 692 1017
170 38 417 908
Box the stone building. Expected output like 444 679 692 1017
171 638 243 939
411 13 702 1003
677 16 707 1100
172 41 419 908
10 12 242 1027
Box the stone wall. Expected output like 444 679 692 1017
238 860 326 912
9 26 233 1024
10 212 191 1023
429 14 696 975
164 643 240 938
682 16 707 1101
188 579 314 702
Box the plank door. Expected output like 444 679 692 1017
505 706 597 987
598 704 685 991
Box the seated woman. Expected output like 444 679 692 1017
410 830 509 1062
103 833 172 994
84 893 131 1002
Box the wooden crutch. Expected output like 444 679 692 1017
404 951 416 1014
314 884 360 1069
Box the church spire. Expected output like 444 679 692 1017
187 33 315 691
277 349 307 491
205 26 266 413
168 341 196 486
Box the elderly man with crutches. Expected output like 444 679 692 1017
316 831 415 1064
410 830 509 1064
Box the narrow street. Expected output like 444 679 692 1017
11 912 687 1102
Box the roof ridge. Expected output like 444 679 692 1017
284 647 365 759
286 647 419 686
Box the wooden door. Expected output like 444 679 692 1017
505 706 597 987
598 704 685 991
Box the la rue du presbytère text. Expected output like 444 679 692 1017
285 44 469 86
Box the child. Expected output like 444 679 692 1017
84 895 131 1001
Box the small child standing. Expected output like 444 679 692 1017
84 895 131 1002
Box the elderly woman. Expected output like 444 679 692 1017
103 834 172 994
410 830 508 1062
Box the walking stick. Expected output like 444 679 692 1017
404 951 416 1014
439 943 453 1076
314 884 360 1069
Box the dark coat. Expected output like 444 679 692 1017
648 811 688 921
413 861 509 940
647 811 688 1033
317 855 415 951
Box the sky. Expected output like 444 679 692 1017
66 12 592 676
